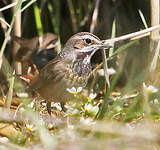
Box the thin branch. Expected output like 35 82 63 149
102 49 110 88
0 0 27 12
150 40 160 72
150 0 160 72
150 0 160 40
21 0 37 13
5 70 15 109
103 25 160 45
90 0 101 33
138 9 148 28
0 17 10 28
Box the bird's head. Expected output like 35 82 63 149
61 32 111 63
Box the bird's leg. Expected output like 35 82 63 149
29 61 39 75
46 102 51 114
60 102 66 112
22 62 29 75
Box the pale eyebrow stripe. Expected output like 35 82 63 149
77 32 100 40
82 35 100 42
72 35 100 43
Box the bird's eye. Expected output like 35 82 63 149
47 40 55 46
84 38 92 45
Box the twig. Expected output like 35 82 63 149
0 0 27 12
0 17 10 28
5 70 15 109
90 0 101 33
150 0 160 73
102 49 110 88
150 40 160 72
103 24 160 45
21 0 37 13
150 0 160 40
138 9 148 28
12 0 22 75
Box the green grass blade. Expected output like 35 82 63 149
33 2 43 36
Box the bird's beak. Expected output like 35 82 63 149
91 40 113 50
99 40 113 49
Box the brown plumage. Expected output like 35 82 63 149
29 32 111 114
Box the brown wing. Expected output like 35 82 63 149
30 56 63 91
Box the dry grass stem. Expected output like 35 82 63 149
0 0 27 12
90 0 101 33
103 24 160 45
150 0 160 40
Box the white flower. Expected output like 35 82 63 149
87 93 97 101
53 103 62 111
143 83 158 94
84 103 93 111
66 87 83 96
26 123 35 132
47 123 54 129
27 101 35 108
84 103 99 115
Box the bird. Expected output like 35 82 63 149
14 33 58 75
29 32 111 114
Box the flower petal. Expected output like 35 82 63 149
77 87 83 93
89 93 97 99
66 87 76 93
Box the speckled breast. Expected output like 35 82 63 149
63 66 89 88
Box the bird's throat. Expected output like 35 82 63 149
72 54 92 76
